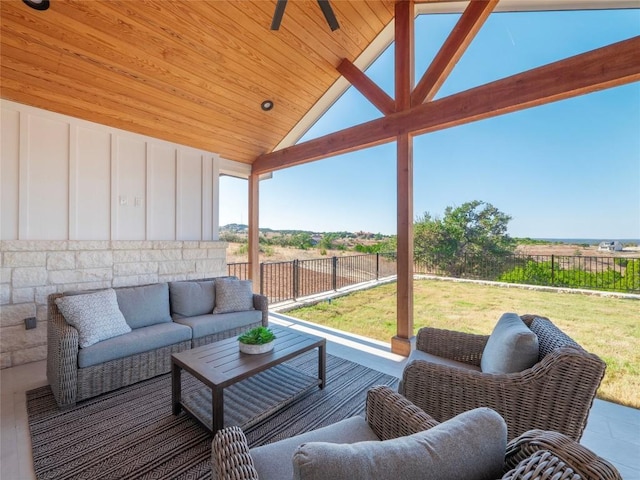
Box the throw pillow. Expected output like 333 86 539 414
292 407 507 480
480 312 539 374
115 283 172 329
169 280 216 318
55 289 131 348
213 278 254 314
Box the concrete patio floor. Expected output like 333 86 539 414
1 311 639 479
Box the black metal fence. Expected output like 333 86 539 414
228 252 639 303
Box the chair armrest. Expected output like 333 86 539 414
365 385 439 440
46 293 80 408
504 429 622 480
416 327 488 366
252 293 269 327
211 426 259 480
501 449 581 480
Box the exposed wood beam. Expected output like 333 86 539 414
337 59 396 115
412 0 498 106
393 0 415 356
248 173 260 292
395 1 415 111
253 36 640 175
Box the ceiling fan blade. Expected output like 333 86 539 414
317 0 339 31
271 0 287 30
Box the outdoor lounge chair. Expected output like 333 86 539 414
399 314 606 441
211 385 621 480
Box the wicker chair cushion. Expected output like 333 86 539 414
213 278 255 314
481 313 539 374
115 283 172 329
251 416 379 480
291 407 507 480
55 288 131 348
169 280 216 319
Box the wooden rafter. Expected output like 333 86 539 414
253 36 640 175
336 59 396 115
411 0 498 106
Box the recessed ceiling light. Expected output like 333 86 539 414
23 0 50 10
261 100 274 111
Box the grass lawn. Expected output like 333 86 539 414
289 278 640 408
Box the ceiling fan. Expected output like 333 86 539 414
271 0 340 31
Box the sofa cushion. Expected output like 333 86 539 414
116 283 172 329
78 322 192 368
169 280 216 319
56 289 131 348
251 416 379 480
213 278 254 314
292 407 507 480
481 312 539 374
173 310 262 339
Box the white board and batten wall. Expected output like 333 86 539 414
1 99 254 241
0 100 251 368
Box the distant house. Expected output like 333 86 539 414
598 241 623 252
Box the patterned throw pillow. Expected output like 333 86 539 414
55 289 132 348
213 278 255 314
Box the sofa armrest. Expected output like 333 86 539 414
211 426 259 480
416 327 488 365
504 429 622 480
46 293 80 408
365 385 439 440
252 293 269 327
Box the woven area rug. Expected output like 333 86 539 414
27 352 398 480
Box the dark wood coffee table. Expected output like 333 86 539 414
171 325 326 434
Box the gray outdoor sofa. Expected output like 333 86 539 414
47 277 268 408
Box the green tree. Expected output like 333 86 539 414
414 201 516 276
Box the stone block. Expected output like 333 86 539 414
0 352 11 369
182 241 200 248
158 261 195 275
3 251 47 267
12 288 34 304
1 303 36 327
1 240 68 251
113 250 141 263
159 274 188 282
0 284 9 305
114 262 158 276
67 241 110 251
47 252 76 270
35 285 58 304
77 250 114 268
49 268 112 285
195 259 225 275
0 323 47 352
0 267 11 283
140 249 182 261
183 249 208 260
208 248 226 259
61 281 110 293
111 241 153 250
12 267 47 288
152 241 183 249
13 344 47 365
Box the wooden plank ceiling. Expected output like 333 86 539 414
0 0 396 164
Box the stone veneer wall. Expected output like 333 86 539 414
0 240 227 369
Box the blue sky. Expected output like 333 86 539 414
220 8 640 240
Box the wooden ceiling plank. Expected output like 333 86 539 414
411 0 498 106
0 67 272 159
253 36 640 174
1 10 307 135
52 2 316 121
337 59 396 115
0 40 286 147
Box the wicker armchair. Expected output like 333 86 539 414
211 385 621 480
399 314 606 441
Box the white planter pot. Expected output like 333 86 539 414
239 341 274 355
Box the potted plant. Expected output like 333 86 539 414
238 326 277 354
